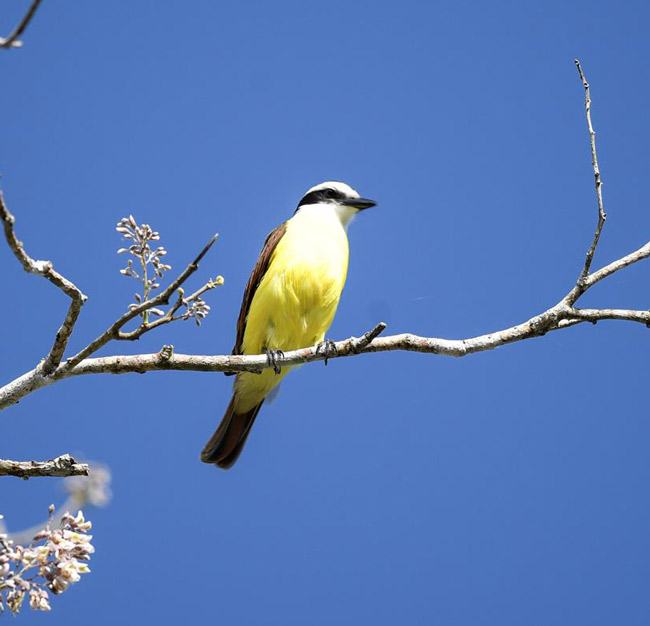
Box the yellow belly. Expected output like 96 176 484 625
234 209 349 411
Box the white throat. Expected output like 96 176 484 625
295 202 356 232
333 203 358 230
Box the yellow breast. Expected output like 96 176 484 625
233 207 350 412
242 207 349 356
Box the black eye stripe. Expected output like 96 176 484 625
296 188 346 210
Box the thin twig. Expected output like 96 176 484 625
567 308 650 325
0 454 89 479
0 183 87 374
348 322 388 353
575 59 606 289
117 277 221 341
0 0 44 49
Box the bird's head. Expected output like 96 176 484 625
295 181 376 228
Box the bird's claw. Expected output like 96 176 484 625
316 338 338 366
266 349 284 375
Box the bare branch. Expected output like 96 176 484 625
1 240 650 410
566 308 650 325
24 303 650 380
564 239 650 305
0 183 87 374
5 463 111 544
348 322 388 352
0 61 649 422
574 59 606 289
0 454 89 479
0 0 44 49
0 186 84 300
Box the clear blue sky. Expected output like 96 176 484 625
2 0 650 624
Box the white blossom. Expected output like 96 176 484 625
0 506 94 615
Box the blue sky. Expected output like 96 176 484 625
2 0 650 623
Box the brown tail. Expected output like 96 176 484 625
200 396 264 469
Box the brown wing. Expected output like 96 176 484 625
232 222 287 355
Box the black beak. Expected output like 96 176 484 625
342 197 377 210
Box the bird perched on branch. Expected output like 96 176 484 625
200 181 376 469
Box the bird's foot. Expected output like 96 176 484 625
265 349 284 375
315 338 338 366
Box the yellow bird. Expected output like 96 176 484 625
201 181 376 469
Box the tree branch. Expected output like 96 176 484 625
0 454 89 479
1 281 649 412
0 190 219 411
116 276 222 341
1 61 649 425
0 0 43 49
574 58 606 290
0 183 88 375
563 239 650 305
51 304 650 371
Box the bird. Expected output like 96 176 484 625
200 181 376 469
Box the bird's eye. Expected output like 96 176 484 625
325 189 336 199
